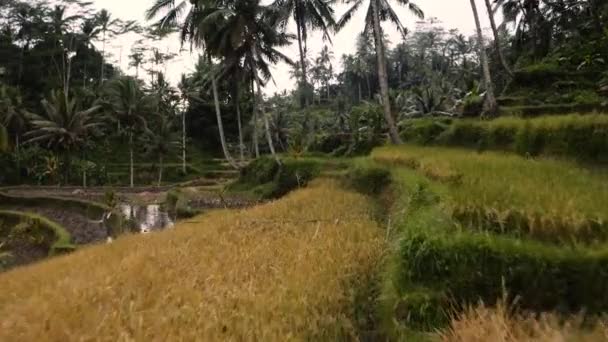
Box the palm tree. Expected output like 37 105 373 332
78 17 101 88
105 76 155 187
23 90 103 182
271 0 335 106
470 0 497 116
147 0 292 166
177 74 192 174
144 114 180 186
209 0 294 164
94 9 137 85
11 1 46 87
483 0 513 78
338 0 423 144
315 45 333 100
0 85 27 181
0 124 7 152
129 40 147 79
146 0 240 169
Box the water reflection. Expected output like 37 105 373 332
120 204 174 233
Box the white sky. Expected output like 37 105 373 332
90 0 494 94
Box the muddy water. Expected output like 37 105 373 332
120 204 174 233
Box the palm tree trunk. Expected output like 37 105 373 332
101 31 106 85
295 19 309 107
251 78 260 158
358 81 362 103
15 135 20 183
182 107 187 174
83 57 88 88
18 45 25 87
158 155 163 187
366 74 372 99
129 132 134 187
484 0 513 78
254 74 280 165
397 63 402 85
235 87 245 162
370 0 402 144
211 63 239 170
470 0 498 116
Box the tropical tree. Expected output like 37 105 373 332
0 123 7 152
23 90 103 182
78 16 101 88
147 0 293 166
105 76 154 187
470 0 497 116
0 85 26 150
9 1 46 87
0 85 27 180
146 0 240 169
143 114 180 186
177 74 192 173
483 0 512 77
128 40 146 79
315 45 333 100
210 0 294 164
338 0 424 144
272 0 335 106
94 9 138 84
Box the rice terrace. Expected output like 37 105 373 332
1 0 608 340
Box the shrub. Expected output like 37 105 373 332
399 118 452 144
461 95 484 117
514 122 544 156
501 103 608 117
513 61 563 87
398 227 608 314
436 120 486 148
309 134 349 154
345 165 391 196
0 210 74 255
165 189 199 219
270 159 322 198
231 157 321 199
392 287 450 331
237 156 279 185
401 114 608 163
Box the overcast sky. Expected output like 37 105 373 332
90 0 494 94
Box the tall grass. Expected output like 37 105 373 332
439 301 608 341
372 145 608 240
400 114 608 162
0 179 383 340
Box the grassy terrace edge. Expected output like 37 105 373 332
0 210 74 254
0 192 127 236
366 146 608 339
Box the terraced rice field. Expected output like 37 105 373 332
370 144 608 338
0 179 383 340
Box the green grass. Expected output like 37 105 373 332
369 144 608 336
0 210 74 255
0 193 127 237
372 145 608 242
228 156 349 199
399 114 608 163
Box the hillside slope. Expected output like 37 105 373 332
0 179 383 340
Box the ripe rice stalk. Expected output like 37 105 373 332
0 179 384 341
